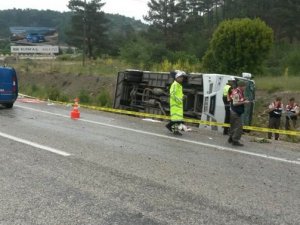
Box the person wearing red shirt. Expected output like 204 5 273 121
285 97 299 130
268 97 284 140
228 81 250 146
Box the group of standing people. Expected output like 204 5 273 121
267 96 299 140
223 79 299 143
166 70 251 145
166 71 251 145
165 70 299 144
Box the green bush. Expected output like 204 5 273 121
168 51 199 65
47 88 60 101
284 50 300 76
97 90 112 107
57 54 73 61
202 18 274 75
154 58 201 73
0 40 10 54
30 84 45 97
78 90 91 103
120 37 169 69
58 94 69 102
31 84 39 93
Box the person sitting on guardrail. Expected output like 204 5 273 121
166 70 187 136
228 81 250 146
268 97 284 140
285 97 299 130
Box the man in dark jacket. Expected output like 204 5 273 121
285 97 299 130
268 97 283 140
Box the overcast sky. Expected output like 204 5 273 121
0 0 149 21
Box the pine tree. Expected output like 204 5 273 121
144 0 181 50
67 0 108 58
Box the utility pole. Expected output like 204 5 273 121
82 0 87 66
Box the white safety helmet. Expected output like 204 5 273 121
242 72 252 79
175 70 186 79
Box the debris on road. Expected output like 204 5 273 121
250 137 271 143
142 118 162 123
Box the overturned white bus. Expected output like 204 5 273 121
113 70 255 132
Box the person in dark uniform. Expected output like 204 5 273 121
228 81 250 146
285 97 299 130
222 79 234 135
268 97 283 140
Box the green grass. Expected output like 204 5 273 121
14 56 129 76
254 76 300 92
14 57 300 93
12 55 204 76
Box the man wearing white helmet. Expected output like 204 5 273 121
166 70 186 135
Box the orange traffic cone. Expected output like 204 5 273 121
70 97 80 119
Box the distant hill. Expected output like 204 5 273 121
0 9 147 43
106 13 147 33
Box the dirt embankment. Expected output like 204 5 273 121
18 71 117 101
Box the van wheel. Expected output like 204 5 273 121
4 103 13 108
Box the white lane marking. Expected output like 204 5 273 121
0 131 71 157
15 104 300 165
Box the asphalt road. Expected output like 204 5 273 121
0 99 299 225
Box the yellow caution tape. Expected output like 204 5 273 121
78 104 300 136
20 94 300 137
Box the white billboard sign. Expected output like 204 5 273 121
11 46 59 54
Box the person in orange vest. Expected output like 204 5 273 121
285 97 299 130
268 97 284 140
228 81 250 146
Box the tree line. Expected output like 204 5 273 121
125 0 299 75
144 0 299 46
0 0 299 76
0 6 146 56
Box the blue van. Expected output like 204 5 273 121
0 66 18 108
